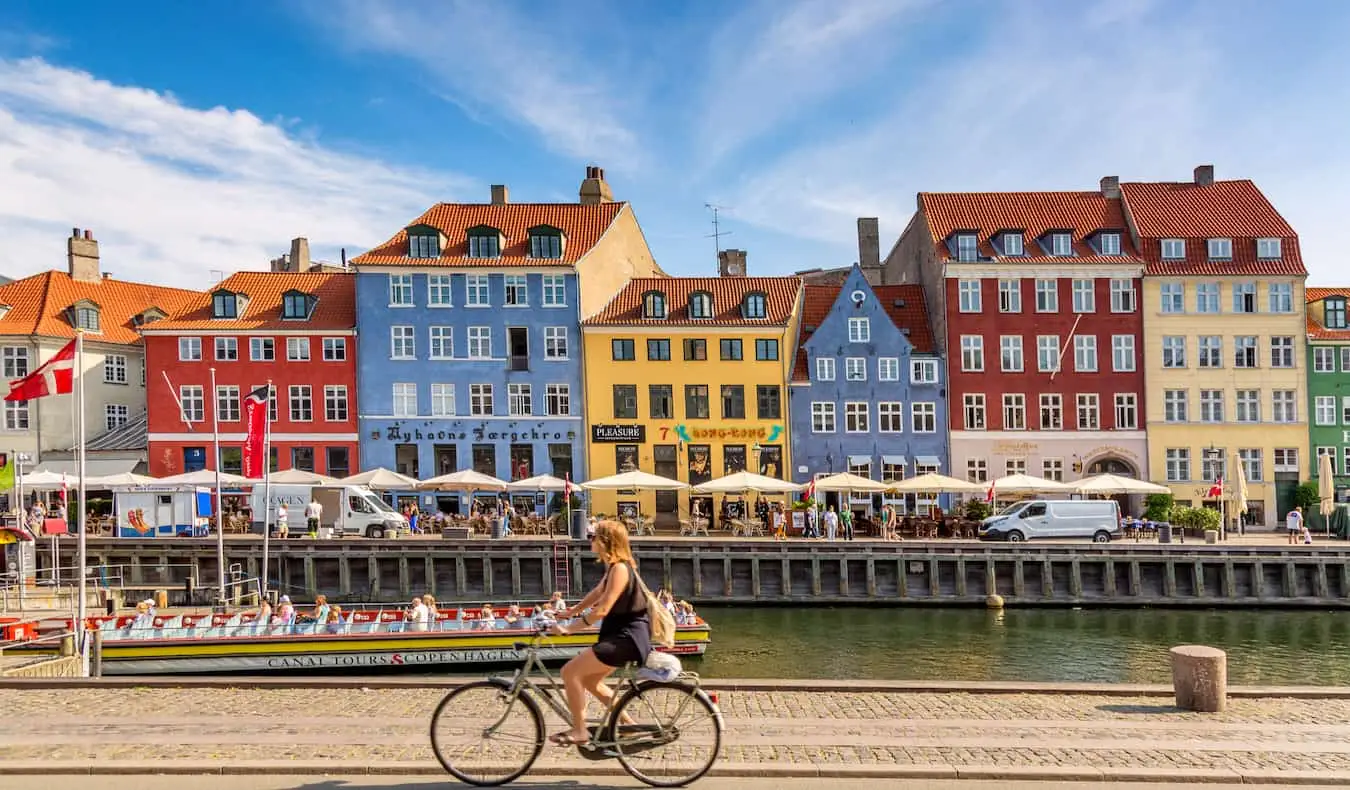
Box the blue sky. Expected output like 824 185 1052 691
0 0 1347 288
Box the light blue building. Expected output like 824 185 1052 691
788 265 949 515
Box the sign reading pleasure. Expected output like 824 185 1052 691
592 424 646 443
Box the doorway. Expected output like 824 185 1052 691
508 328 529 370
653 444 679 525
1088 457 1139 516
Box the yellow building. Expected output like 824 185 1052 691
1125 173 1308 526
580 254 802 526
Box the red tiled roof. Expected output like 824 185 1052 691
0 271 201 345
790 284 933 382
1119 180 1305 276
1306 287 1350 341
144 272 355 331
350 203 626 268
583 277 800 327
918 191 1143 263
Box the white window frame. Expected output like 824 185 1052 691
214 386 239 422
212 339 236 363
1000 335 1023 372
389 274 414 306
392 383 417 417
1160 282 1184 313
1257 238 1283 259
467 327 491 359
542 274 567 307
1234 336 1258 368
878 357 900 381
1196 282 1220 314
1208 237 1233 260
544 327 568 360
910 359 938 384
390 326 415 360
1034 279 1057 312
1161 239 1185 260
104 353 129 383
1050 232 1072 256
1165 448 1190 482
507 383 532 416
1109 279 1135 312
1233 282 1257 314
1163 390 1188 423
963 394 986 430
286 337 310 362
469 383 493 416
545 383 570 416
1198 335 1222 368
811 402 836 433
877 402 904 433
1272 390 1297 423
998 279 1021 313
960 336 984 372
1003 233 1023 256
1236 390 1260 423
1039 393 1063 430
288 384 313 422
957 280 981 312
844 402 869 433
178 337 202 362
503 274 529 307
1071 279 1095 313
1268 282 1293 313
1315 396 1337 426
911 402 936 433
466 275 490 307
1073 335 1097 372
848 317 871 343
1077 393 1100 430
955 233 978 262
1100 233 1122 256
1112 335 1135 372
429 326 453 360
1042 458 1065 482
104 403 129 431
1002 394 1026 431
815 357 835 381
1114 393 1138 430
1314 347 1337 373
1270 336 1294 369
250 337 274 361
0 347 29 379
1199 389 1224 423
324 385 348 422
430 383 456 417
1162 336 1186 368
322 337 346 361
427 274 453 307
845 357 867 381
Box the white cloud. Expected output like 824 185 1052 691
0 57 464 287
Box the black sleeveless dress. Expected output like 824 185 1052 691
592 562 651 667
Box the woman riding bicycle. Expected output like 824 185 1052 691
548 519 649 747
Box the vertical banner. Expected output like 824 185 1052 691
241 385 270 478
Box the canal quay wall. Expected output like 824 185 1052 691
53 538 1350 608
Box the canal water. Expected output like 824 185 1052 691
686 607 1350 685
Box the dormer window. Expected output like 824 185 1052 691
641 291 667 320
74 306 100 332
955 233 978 262
132 307 165 327
689 291 713 319
211 291 238 319
1327 297 1347 330
1002 232 1023 256
282 291 311 320
528 226 564 259
1099 232 1122 256
1257 238 1282 259
1050 232 1073 257
1161 239 1185 259
742 292 767 320
408 232 440 259
1207 238 1232 260
467 227 502 258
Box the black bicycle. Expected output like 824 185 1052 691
429 629 723 787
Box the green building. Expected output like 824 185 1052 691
1307 287 1350 503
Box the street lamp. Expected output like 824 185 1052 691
1202 443 1226 540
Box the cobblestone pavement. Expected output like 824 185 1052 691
2 687 1350 775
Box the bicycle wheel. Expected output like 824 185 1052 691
429 679 544 786
609 681 723 787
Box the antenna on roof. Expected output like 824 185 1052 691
705 203 732 275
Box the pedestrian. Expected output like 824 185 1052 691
275 501 289 538
305 496 322 537
841 507 854 541
1287 506 1304 545
824 506 839 541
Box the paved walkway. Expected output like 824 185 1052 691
2 687 1350 782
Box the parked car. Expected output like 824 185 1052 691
979 499 1120 543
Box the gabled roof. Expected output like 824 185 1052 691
351 203 626 268
1119 180 1305 276
584 277 800 327
69 411 147 452
790 283 933 382
1306 287 1350 341
0 271 200 345
918 191 1142 263
144 272 354 331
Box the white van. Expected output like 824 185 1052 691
980 499 1120 543
250 484 408 538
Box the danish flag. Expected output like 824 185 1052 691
801 478 816 503
1207 478 1224 499
564 473 574 500
985 480 996 504
5 338 76 401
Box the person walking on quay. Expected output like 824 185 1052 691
824 506 839 541
882 503 899 541
1287 506 1304 545
772 503 786 541
841 507 854 541
305 496 322 538
275 501 289 538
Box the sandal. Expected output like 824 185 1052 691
549 731 591 747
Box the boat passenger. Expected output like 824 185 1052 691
131 600 154 634
675 600 696 625
477 603 496 630
407 597 430 631
277 595 296 626
256 599 274 633
422 594 438 620
504 603 522 627
308 595 330 625
549 591 568 611
325 606 344 634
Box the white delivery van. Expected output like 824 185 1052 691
250 484 407 538
980 499 1120 543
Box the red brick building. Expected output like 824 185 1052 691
142 271 358 477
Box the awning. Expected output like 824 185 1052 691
33 458 144 477
0 527 34 544
881 455 908 466
847 455 871 466
915 456 942 468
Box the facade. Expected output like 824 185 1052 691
581 256 802 524
787 265 947 513
887 186 1149 491
1126 168 1308 526
0 229 200 489
1305 288 1349 502
350 168 661 509
142 271 358 477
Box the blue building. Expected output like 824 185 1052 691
349 169 662 511
788 265 949 515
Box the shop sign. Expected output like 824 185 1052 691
380 422 573 444
592 424 646 443
660 424 783 443
1086 445 1140 461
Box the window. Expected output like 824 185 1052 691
1042 458 1064 482
878 357 900 381
689 292 713 319
421 274 452 307
1327 298 1347 329
613 384 637 419
811 403 835 432
179 385 204 422
757 385 781 419
960 336 984 372
882 460 905 483
286 385 311 421
878 402 904 432
1050 232 1072 256
1196 282 1220 313
1160 282 1184 313
1269 282 1293 313
4 400 29 431
967 458 988 483
468 230 500 258
1272 390 1297 422
1161 239 1185 260
508 383 532 416
912 402 936 432
428 326 453 359
957 280 981 312
956 233 978 262
1236 390 1260 423
1198 336 1222 368
1270 336 1294 368
1035 279 1057 312
466 275 490 306
1233 282 1257 313
1315 347 1337 372
69 305 98 331
212 338 236 363
502 275 528 307
651 385 675 419
545 384 570 416
1162 336 1186 368
105 403 129 431
324 386 348 422
1257 238 1283 259
431 383 455 417
1318 447 1339 476
1002 232 1023 255
847 317 870 343
1165 449 1190 482
611 338 634 361
1071 279 1094 312
1234 336 1257 368
250 337 274 361
1002 394 1026 430
685 385 709 419
1316 396 1337 425
286 337 310 361
1112 335 1135 372
178 337 202 362
642 291 666 319
1208 237 1233 260
845 357 866 381
1100 232 1122 256
392 383 417 417
963 394 986 430
1039 394 1063 430
742 293 767 319
283 291 310 319
213 386 239 422
1005 458 1027 476
1000 335 1023 372
1164 390 1188 422
755 339 779 361
844 402 869 432
104 353 128 383
211 291 237 318
408 232 439 258
1201 448 1226 483
1073 335 1097 372
530 229 562 259
998 279 1021 313
1274 448 1299 474
0 347 28 379
389 275 413 306
720 339 743 360
1110 279 1135 312
721 385 746 419
533 274 565 308
390 326 415 359
683 338 707 361
1199 389 1224 422
469 383 493 416
1343 347 1350 373
911 359 937 383
539 326 567 360
1344 395 1350 424
1077 393 1099 430
1239 449 1264 482
648 339 672 361
815 357 835 381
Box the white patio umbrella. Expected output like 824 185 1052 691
506 474 571 492
337 468 419 491
263 468 339 485
887 472 985 494
583 470 688 490
21 469 81 490
1072 474 1171 495
1320 451 1336 535
693 471 801 494
1232 459 1249 532
989 473 1072 494
418 469 510 492
156 469 251 487
810 472 889 492
83 471 157 489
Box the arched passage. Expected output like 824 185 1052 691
1085 456 1141 516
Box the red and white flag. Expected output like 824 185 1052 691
5 337 76 401
1207 478 1224 499
563 473 574 500
985 480 996 504
801 478 816 503
241 385 270 478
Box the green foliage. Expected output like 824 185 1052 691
963 499 992 521
1170 506 1221 532
792 497 818 511
1293 482 1321 511
548 492 582 512
1143 493 1174 522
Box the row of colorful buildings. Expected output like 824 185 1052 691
2 165 1347 527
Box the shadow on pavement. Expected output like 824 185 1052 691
285 780 632 790
1096 703 1183 714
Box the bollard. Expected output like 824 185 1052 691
1170 645 1227 712
985 593 1005 609
91 630 103 677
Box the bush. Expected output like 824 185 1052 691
793 497 819 511
963 499 991 521
1293 481 1321 511
1170 506 1220 532
1143 493 1174 522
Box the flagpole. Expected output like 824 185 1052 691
74 332 88 676
261 380 272 600
210 367 225 601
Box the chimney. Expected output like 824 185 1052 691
857 217 880 270
718 249 747 278
490 184 509 205
67 228 101 283
1193 165 1215 186
290 237 311 272
579 165 614 205
1099 176 1121 199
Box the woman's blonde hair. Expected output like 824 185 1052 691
592 519 634 564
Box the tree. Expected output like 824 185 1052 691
1293 481 1321 511
963 499 991 521
1143 493 1174 522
